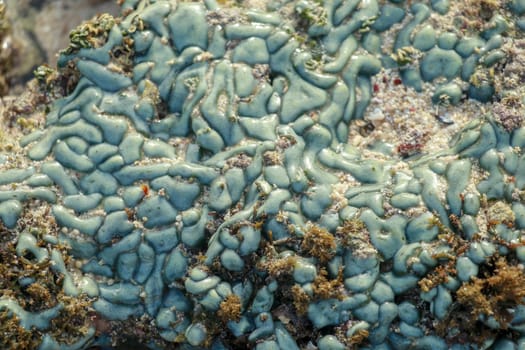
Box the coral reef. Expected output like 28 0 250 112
1 0 525 349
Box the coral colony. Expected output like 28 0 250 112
1 0 525 349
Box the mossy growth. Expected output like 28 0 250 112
469 66 495 88
456 256 525 327
335 218 377 259
0 234 59 313
349 329 370 347
391 46 422 67
290 284 310 316
301 225 336 263
257 247 297 279
296 0 328 31
33 64 56 86
427 213 457 237
0 310 40 350
217 294 242 323
418 214 474 292
0 205 93 347
50 295 93 344
312 268 345 300
61 13 116 55
290 267 345 315
486 201 516 229
418 208 525 343
435 255 525 344
33 60 81 98
109 34 135 75
418 263 456 292
335 218 367 246
333 317 370 347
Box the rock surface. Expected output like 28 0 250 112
1 0 525 349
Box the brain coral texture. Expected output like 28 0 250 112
1 0 525 349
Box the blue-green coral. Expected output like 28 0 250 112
1 0 525 349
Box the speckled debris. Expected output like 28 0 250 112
1 0 525 349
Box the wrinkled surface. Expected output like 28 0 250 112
1 0 525 349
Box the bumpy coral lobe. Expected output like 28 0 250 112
1 0 525 349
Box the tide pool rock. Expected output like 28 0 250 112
0 0 525 349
